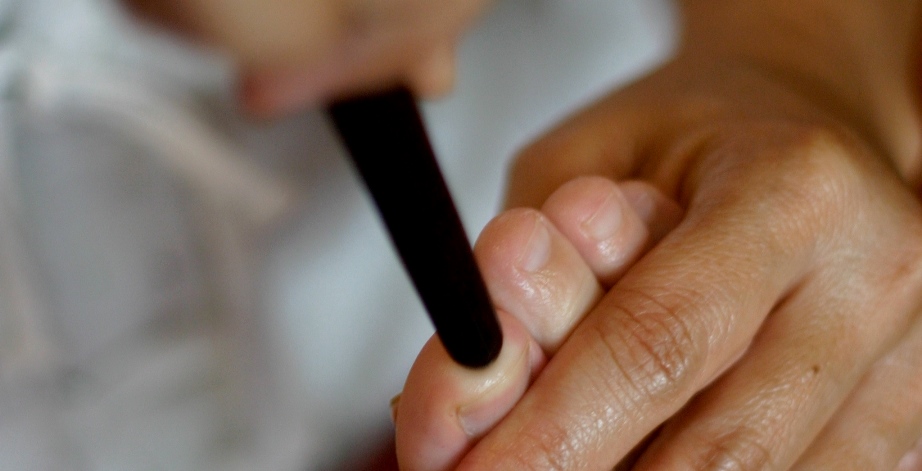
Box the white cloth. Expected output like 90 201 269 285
0 0 676 469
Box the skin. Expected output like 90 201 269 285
396 177 684 470
123 0 491 115
397 1 922 470
127 0 922 469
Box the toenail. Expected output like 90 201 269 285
519 215 551 272
581 190 623 242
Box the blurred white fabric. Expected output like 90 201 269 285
0 0 675 469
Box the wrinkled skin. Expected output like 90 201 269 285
396 21 922 471
125 0 922 469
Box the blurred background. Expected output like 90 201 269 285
0 0 675 469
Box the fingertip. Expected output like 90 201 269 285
407 44 457 99
237 67 334 118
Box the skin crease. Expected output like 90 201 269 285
397 178 685 470
125 0 922 469
400 2 922 470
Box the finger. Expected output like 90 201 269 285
124 0 339 67
456 195 814 469
474 208 602 353
455 129 885 469
789 313 922 471
239 39 457 116
240 67 339 117
631 262 917 471
395 312 546 471
122 0 201 37
541 177 682 286
478 179 682 353
239 43 408 116
622 156 922 471
406 44 457 99
397 180 680 469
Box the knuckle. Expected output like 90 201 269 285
704 123 869 254
771 126 864 219
693 426 776 471
591 287 707 405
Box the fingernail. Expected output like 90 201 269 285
581 191 623 242
389 394 401 425
519 216 551 272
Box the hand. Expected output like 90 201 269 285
123 0 493 114
395 177 683 470
395 8 922 470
